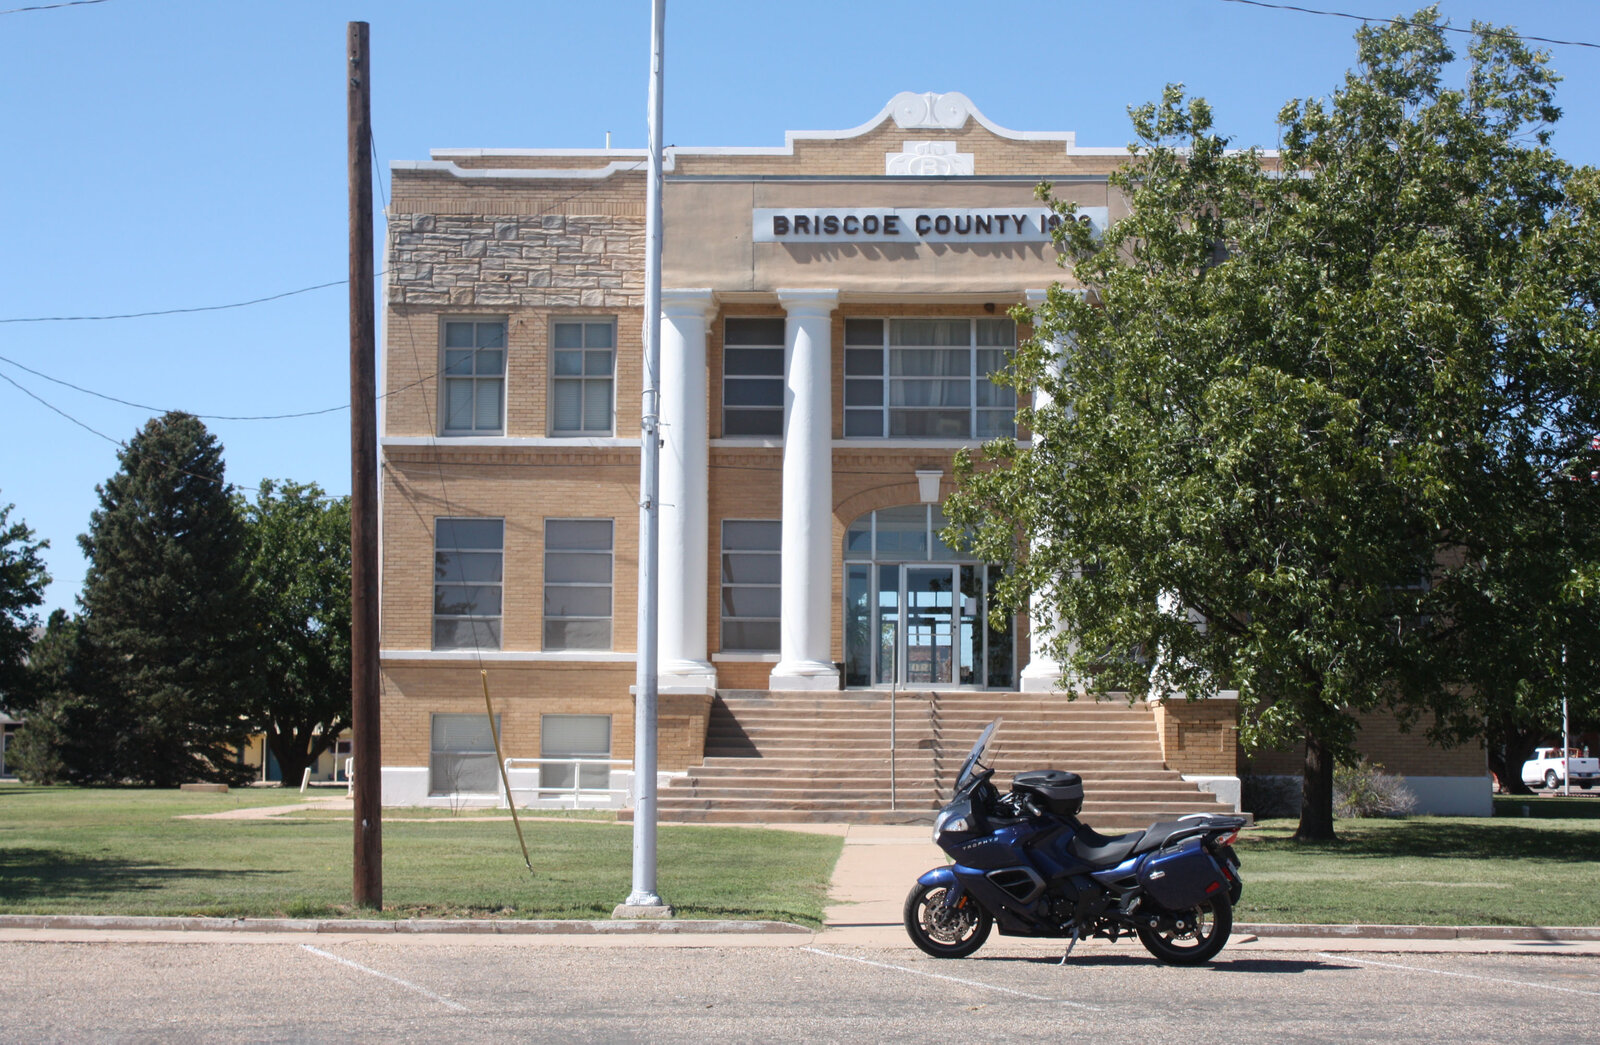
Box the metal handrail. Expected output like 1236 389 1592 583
499 757 634 809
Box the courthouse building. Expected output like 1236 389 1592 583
377 92 1489 817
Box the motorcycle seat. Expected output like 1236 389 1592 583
1066 823 1147 867
1068 819 1214 869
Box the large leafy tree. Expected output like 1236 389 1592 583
948 10 1600 839
0 496 49 709
240 480 351 787
70 412 257 786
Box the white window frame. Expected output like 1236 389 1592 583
720 519 782 652
843 317 1017 439
440 317 508 435
539 713 613 794
429 712 501 795
543 518 614 651
433 517 504 651
550 318 617 436
722 317 786 437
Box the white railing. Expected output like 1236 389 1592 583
499 757 634 809
344 758 354 797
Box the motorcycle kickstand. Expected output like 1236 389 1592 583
1058 927 1080 966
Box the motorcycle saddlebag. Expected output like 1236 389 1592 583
1137 837 1226 911
1011 770 1084 817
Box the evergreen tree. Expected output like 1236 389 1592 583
72 412 257 786
7 609 76 784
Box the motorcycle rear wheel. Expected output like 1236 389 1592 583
1136 894 1232 966
904 882 992 959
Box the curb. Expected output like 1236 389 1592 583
1236 923 1600 942
0 914 810 936
2 914 1595 942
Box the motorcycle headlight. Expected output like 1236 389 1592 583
933 809 969 841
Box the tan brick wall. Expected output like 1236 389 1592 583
380 661 710 771
1150 700 1242 776
384 305 643 440
1244 710 1486 778
381 453 640 652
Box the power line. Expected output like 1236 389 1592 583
0 0 107 14
0 277 356 324
1217 0 1600 50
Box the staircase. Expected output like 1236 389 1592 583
634 690 1232 829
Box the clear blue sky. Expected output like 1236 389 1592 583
5 0 1600 616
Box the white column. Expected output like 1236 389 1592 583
657 289 718 693
1020 288 1073 692
770 289 840 690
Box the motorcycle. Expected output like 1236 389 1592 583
905 720 1246 965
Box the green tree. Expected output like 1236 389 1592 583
71 412 256 786
240 480 351 787
7 609 77 784
947 10 1600 839
0 496 50 709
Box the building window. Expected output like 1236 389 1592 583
843 318 1016 439
539 714 612 795
544 519 613 650
430 713 500 795
723 317 785 436
551 319 615 435
433 518 504 650
442 319 506 434
721 520 781 651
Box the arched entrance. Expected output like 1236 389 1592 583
843 505 1015 688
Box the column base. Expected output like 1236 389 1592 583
768 660 841 691
1020 660 1066 692
658 659 718 696
612 902 675 919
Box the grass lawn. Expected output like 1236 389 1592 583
0 786 841 926
1237 798 1600 926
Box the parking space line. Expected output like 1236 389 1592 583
301 944 468 1011
1318 953 1600 999
801 947 1101 1009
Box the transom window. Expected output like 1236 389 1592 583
544 519 614 651
551 319 615 435
442 320 506 434
721 520 781 652
843 318 1016 439
722 317 785 437
433 518 504 650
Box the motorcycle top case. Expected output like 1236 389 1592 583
1137 837 1226 911
1010 770 1084 817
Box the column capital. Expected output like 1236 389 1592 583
1024 287 1051 307
775 288 839 317
661 288 717 318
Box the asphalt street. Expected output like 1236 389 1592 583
3 938 1597 1044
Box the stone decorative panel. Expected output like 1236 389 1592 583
388 213 646 308
885 141 974 176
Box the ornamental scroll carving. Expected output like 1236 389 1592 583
888 91 974 130
885 141 975 176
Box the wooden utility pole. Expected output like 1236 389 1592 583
347 20 382 909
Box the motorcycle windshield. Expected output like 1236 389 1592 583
953 720 1001 794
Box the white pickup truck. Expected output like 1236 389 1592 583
1521 748 1600 790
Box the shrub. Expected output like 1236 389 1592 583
1334 760 1417 819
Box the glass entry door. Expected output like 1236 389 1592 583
842 504 1015 689
866 564 987 687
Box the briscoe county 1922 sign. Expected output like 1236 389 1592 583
752 207 1109 244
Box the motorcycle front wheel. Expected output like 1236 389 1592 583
1136 894 1232 965
903 882 992 959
